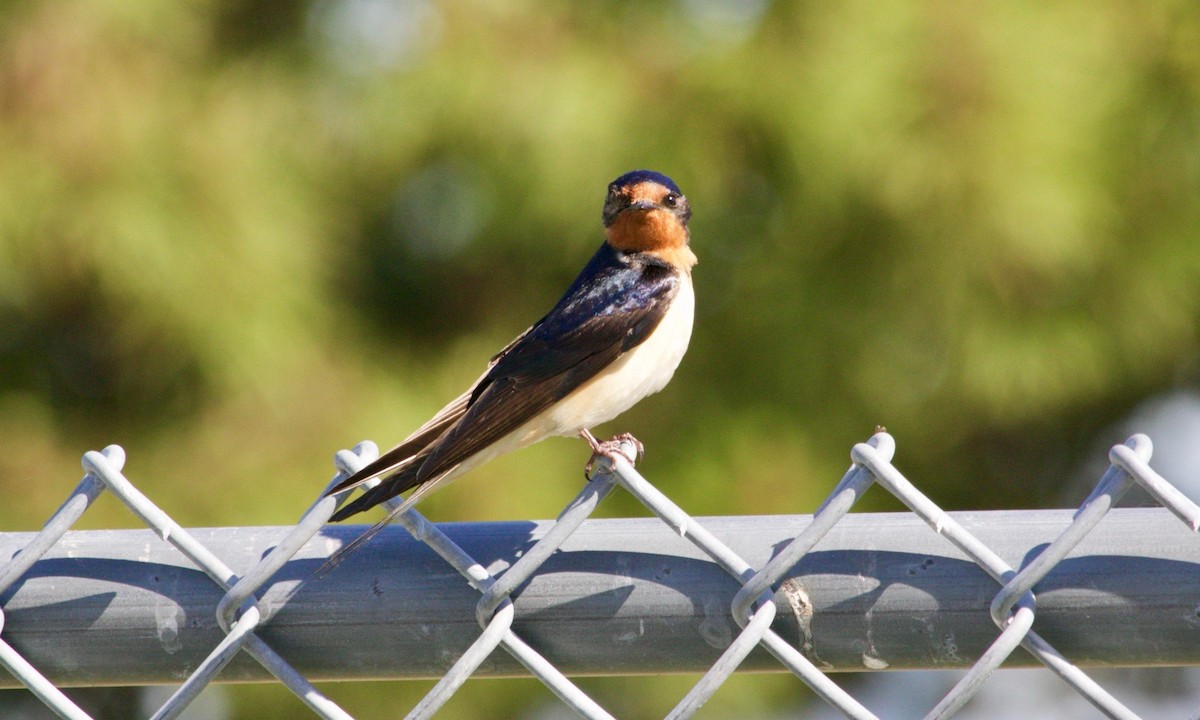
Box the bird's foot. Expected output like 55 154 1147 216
582 431 644 479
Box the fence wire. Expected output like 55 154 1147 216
0 431 1198 719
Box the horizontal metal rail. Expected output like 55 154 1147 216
1 507 1197 688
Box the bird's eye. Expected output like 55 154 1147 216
663 193 678 207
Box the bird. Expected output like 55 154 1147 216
325 169 697 529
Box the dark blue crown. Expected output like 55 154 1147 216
610 170 683 195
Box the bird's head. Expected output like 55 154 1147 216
602 170 696 269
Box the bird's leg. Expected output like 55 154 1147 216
580 429 644 479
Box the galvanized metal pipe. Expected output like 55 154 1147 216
0 507 1196 688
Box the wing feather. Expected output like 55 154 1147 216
327 243 680 518
326 323 543 497
415 249 679 482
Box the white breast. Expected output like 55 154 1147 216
537 272 695 437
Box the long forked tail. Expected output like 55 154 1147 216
325 384 476 516
329 458 425 521
316 470 446 576
316 501 407 576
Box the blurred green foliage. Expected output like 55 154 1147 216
2 0 1199 717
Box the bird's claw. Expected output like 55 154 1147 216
584 432 644 479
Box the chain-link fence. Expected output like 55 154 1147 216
1 431 1197 719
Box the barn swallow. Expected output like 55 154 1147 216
326 170 696 527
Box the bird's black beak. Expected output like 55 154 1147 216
625 200 657 213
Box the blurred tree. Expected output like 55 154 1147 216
1 0 1198 717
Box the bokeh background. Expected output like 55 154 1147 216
2 0 1200 718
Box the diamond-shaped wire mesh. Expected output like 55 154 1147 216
0 431 1197 719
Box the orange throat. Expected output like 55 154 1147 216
605 209 697 270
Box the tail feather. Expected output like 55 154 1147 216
327 386 474 498
329 458 426 521
326 439 425 497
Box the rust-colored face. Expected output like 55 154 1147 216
602 179 694 268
